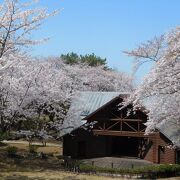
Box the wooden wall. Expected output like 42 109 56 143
63 129 177 164
144 132 176 164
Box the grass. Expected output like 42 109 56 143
0 171 128 180
7 143 28 150
0 140 179 179
0 171 179 180
1 140 62 155
0 140 63 173
37 146 62 155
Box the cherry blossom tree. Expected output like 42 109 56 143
0 56 134 140
0 57 71 139
0 0 57 59
58 59 134 92
128 26 180 147
0 0 59 140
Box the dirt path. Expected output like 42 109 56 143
82 157 153 169
2 140 61 147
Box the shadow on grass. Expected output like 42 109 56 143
0 175 44 180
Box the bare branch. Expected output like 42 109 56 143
124 35 166 72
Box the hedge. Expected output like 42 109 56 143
79 164 180 178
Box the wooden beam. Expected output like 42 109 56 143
107 121 120 130
140 128 146 132
103 122 105 130
93 129 155 138
110 118 143 122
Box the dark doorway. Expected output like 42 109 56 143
111 137 139 157
176 150 180 164
77 141 86 158
158 145 165 164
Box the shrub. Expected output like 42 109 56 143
79 164 180 178
29 145 38 154
0 132 9 141
6 146 18 157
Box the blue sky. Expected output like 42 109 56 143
23 0 180 82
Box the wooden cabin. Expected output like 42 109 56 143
63 92 180 164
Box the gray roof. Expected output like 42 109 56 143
61 91 123 135
142 97 180 148
78 91 122 119
157 121 180 148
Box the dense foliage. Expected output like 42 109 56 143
61 52 107 67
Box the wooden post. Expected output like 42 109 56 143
120 112 122 131
103 122 105 130
120 120 122 131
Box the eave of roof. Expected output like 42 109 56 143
84 93 129 121
61 91 126 135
